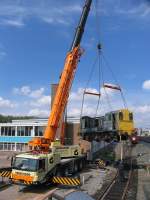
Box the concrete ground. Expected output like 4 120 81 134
0 142 127 200
135 142 150 200
0 151 17 168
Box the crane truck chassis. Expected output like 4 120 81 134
11 144 86 185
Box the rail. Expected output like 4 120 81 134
98 143 133 200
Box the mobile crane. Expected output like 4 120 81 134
11 0 92 185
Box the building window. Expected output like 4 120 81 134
35 127 38 136
0 143 3 150
38 127 44 136
8 127 11 136
1 127 16 136
12 143 15 151
25 127 32 136
35 126 45 136
0 142 28 151
17 126 32 136
94 119 99 127
16 143 22 151
12 127 15 136
5 127 8 136
1 127 4 136
21 126 25 136
4 143 8 150
17 126 21 136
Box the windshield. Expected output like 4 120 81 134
13 157 38 172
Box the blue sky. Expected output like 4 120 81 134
0 0 150 127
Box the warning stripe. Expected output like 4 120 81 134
52 176 81 186
0 171 12 178
75 178 80 185
24 181 33 185
98 160 105 168
68 178 74 185
64 177 70 185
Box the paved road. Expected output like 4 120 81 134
0 183 54 200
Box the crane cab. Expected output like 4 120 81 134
11 151 60 185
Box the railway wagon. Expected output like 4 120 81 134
80 109 135 140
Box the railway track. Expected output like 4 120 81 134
98 143 134 200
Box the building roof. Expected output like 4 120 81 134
0 117 80 126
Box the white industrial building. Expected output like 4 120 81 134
0 118 47 151
0 117 80 151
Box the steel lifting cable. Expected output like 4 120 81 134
94 0 113 113
100 55 113 112
95 45 101 117
102 54 128 109
80 53 100 118
94 0 128 110
93 0 104 117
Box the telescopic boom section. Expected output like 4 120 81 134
29 0 92 150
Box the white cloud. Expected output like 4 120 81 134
0 19 24 27
30 95 51 107
0 96 16 108
68 87 118 117
0 1 82 28
30 88 45 98
28 108 49 117
21 86 31 95
13 85 31 95
132 104 150 114
142 80 150 90
116 3 150 18
69 87 115 102
97 0 150 21
38 95 50 105
13 86 45 98
4 85 150 128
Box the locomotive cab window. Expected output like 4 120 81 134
95 119 99 127
119 112 123 120
129 113 133 121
